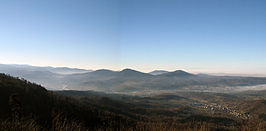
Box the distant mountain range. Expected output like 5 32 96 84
149 70 169 75
1 64 266 94
0 64 92 74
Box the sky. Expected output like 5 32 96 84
0 0 266 74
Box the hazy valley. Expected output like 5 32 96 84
0 71 265 130
1 64 266 95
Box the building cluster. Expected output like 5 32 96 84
192 103 251 119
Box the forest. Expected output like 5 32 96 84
0 73 265 131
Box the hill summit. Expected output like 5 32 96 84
160 70 194 77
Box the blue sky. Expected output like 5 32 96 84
0 0 265 74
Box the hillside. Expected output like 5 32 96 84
1 64 266 93
0 73 133 130
149 70 169 75
0 64 92 74
0 73 266 130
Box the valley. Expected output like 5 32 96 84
0 65 266 130
1 64 266 94
1 0 265 130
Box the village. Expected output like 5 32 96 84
192 102 251 119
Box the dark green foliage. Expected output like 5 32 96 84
259 114 266 121
0 73 266 130
181 115 237 125
0 73 133 130
9 93 22 121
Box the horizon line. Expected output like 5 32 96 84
1 63 266 77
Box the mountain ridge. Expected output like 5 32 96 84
149 70 169 75
159 70 195 77
0 64 92 75
1 64 266 93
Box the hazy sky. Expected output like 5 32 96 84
0 0 266 74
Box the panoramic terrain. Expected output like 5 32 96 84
1 64 266 95
1 0 266 130
0 65 266 130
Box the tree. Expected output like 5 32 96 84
9 93 22 122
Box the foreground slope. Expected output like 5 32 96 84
0 73 266 130
0 73 133 130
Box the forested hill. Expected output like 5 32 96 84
0 73 265 130
0 73 133 130
1 64 266 93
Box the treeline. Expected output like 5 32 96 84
0 73 133 130
0 73 265 130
